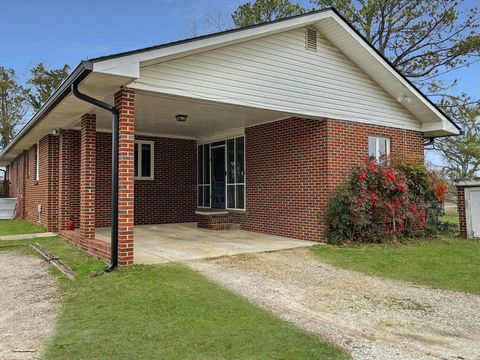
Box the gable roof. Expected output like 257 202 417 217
0 7 460 165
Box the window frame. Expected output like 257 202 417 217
368 136 390 162
197 135 246 211
197 143 211 209
226 136 245 211
134 140 155 180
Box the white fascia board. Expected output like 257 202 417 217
92 11 332 77
422 120 460 136
326 12 457 134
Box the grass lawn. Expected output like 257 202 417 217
0 219 46 236
0 237 348 360
312 237 480 294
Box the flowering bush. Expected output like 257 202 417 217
325 158 448 244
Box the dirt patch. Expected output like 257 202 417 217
0 252 61 360
189 248 480 360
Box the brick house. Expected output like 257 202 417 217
0 9 459 266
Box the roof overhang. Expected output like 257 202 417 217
0 8 460 166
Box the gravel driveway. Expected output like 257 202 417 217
189 248 480 360
0 252 61 360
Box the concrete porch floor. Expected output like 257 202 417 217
95 223 318 264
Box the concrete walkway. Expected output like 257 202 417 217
0 232 56 241
95 223 317 264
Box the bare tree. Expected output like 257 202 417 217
205 9 231 32
311 0 480 89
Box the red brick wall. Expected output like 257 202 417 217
95 133 197 227
58 130 81 230
95 132 112 227
134 135 197 225
232 118 424 242
457 186 467 237
5 116 424 244
7 135 60 231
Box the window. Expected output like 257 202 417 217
134 140 154 180
197 144 210 208
368 136 390 162
35 142 40 182
227 137 245 210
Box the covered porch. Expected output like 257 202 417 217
95 223 317 264
57 84 295 265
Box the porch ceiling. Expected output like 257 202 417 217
91 90 292 139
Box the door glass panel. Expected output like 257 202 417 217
236 185 245 209
227 185 235 208
198 186 203 207
236 137 244 183
204 186 210 207
141 144 151 177
203 144 210 184
134 143 138 178
198 145 203 184
227 139 235 183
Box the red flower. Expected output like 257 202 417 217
436 184 446 201
394 198 403 208
369 192 379 204
385 169 396 184
385 202 394 214
358 172 367 181
367 162 377 171
409 204 418 213
397 183 407 193
419 210 426 222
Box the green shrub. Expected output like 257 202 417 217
325 159 447 244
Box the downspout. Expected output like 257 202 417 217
71 82 119 272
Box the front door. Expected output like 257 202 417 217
211 146 226 209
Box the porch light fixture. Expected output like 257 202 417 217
175 114 188 122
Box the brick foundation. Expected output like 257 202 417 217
59 230 110 262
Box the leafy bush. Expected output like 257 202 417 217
325 158 448 244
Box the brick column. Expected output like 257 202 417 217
58 130 78 230
80 114 96 240
46 135 59 232
114 87 135 266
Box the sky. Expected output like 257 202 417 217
0 0 479 168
